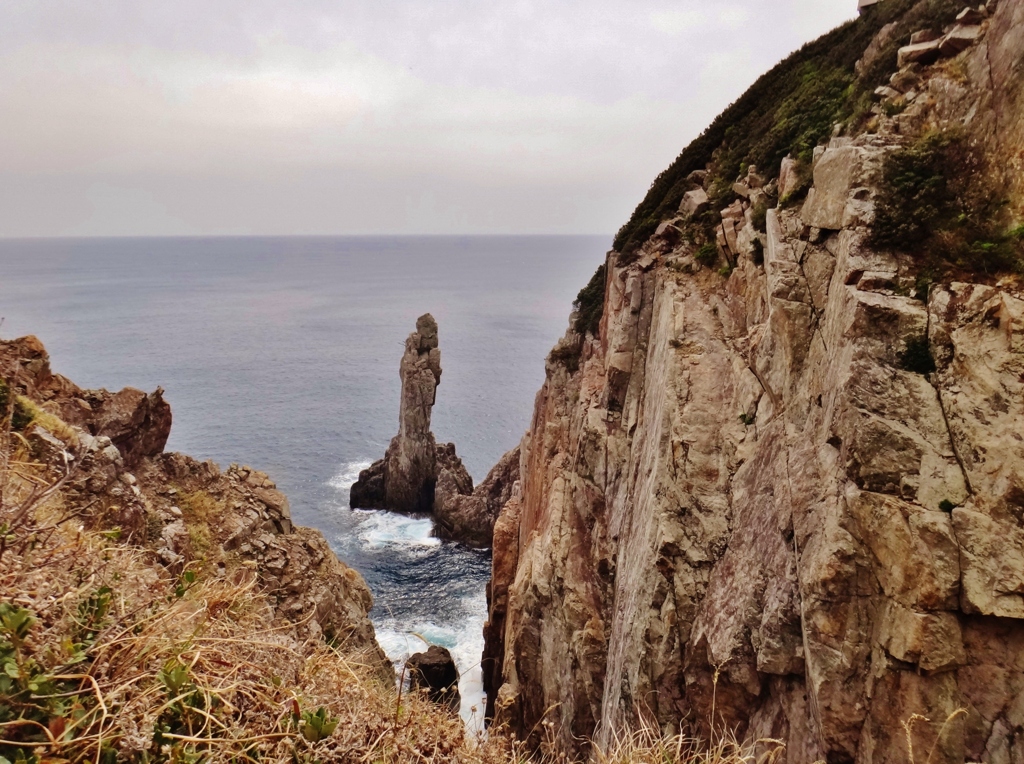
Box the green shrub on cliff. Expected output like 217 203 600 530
872 130 1023 276
573 263 607 337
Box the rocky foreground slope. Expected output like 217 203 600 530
0 335 390 677
482 1 1024 762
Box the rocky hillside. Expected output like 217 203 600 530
482 1 1024 762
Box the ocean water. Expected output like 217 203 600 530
0 235 605 727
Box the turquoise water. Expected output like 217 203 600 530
0 234 605 725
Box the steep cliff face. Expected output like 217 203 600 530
486 2 1024 761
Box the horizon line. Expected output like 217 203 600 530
0 232 616 242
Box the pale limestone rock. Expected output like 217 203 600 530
679 187 709 217
898 40 942 67
939 23 982 56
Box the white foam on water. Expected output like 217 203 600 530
376 589 488 732
327 458 487 731
357 511 441 550
327 459 373 494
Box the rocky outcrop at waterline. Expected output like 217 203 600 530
351 314 519 548
482 0 1024 761
406 645 462 713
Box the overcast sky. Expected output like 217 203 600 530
0 1 856 237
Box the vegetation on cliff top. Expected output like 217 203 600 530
612 0 966 256
871 130 1024 278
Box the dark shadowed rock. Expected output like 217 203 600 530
435 445 520 548
406 645 460 712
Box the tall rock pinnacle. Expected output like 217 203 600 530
351 313 443 513
351 314 519 549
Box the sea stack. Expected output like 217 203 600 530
352 315 519 548
351 314 471 514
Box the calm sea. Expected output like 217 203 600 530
0 235 606 726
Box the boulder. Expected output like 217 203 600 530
889 68 921 92
956 6 985 23
88 386 172 468
938 23 982 56
686 169 708 187
679 188 709 217
654 220 683 244
406 645 460 712
778 155 802 199
800 144 882 230
897 40 942 67
910 28 942 44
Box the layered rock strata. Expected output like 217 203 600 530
485 3 1024 761
0 336 392 682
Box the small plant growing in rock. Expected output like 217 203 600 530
738 413 756 426
938 499 956 512
572 263 607 337
751 238 765 265
900 336 936 375
695 243 718 268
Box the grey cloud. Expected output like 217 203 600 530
0 0 855 236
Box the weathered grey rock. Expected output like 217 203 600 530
898 39 942 67
910 28 942 44
679 187 709 217
939 23 982 56
406 645 460 711
874 85 902 100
